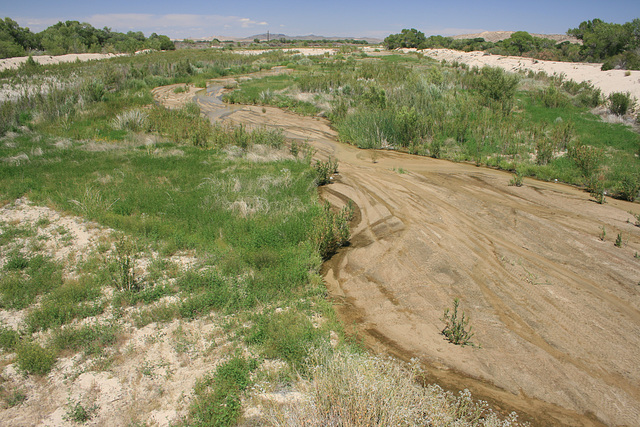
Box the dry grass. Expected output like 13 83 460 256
261 349 525 426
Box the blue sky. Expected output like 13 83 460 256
5 0 640 39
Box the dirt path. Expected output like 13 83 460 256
155 81 640 426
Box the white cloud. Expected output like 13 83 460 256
15 14 270 38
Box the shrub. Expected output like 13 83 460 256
615 174 640 201
314 157 338 186
609 92 634 116
475 67 519 112
535 137 554 165
16 343 56 375
568 142 602 177
441 298 477 347
112 109 148 131
81 79 105 103
538 85 568 108
265 349 523 426
311 201 353 259
508 170 524 187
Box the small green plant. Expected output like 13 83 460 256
599 226 606 241
314 157 338 186
111 237 141 292
615 233 623 248
64 397 98 423
508 170 524 187
2 388 26 408
441 298 477 347
289 140 299 158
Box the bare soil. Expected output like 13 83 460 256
152 71 640 426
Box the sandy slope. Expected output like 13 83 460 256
153 64 640 425
416 48 640 102
0 53 127 71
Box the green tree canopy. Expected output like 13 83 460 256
384 28 427 49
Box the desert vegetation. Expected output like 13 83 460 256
224 51 640 202
385 18 640 70
0 48 533 425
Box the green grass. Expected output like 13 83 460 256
228 54 639 200
186 356 258 426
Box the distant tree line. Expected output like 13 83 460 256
384 18 640 70
0 17 175 59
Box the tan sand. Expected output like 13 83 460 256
411 48 640 103
0 53 126 72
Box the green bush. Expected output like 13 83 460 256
441 298 477 347
311 202 353 259
609 92 634 116
568 142 603 177
475 67 519 112
314 157 338 185
16 343 56 375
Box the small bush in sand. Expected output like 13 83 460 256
509 170 524 187
608 92 634 116
441 298 477 347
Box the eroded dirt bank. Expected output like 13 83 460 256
156 81 640 426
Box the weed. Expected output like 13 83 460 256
1 387 27 408
599 226 606 241
64 397 98 423
615 233 623 248
508 170 524 187
311 202 352 260
246 310 322 370
314 157 338 186
441 298 477 347
111 236 141 292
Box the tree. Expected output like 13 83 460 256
0 17 39 58
384 28 427 49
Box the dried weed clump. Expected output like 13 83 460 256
264 349 525 426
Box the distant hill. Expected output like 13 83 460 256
181 34 382 44
452 31 580 44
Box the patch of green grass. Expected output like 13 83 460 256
0 254 62 310
15 342 57 375
51 323 119 356
245 309 324 370
25 275 104 332
187 356 258 427
0 327 20 351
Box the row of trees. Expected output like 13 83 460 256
384 18 640 70
0 18 175 59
